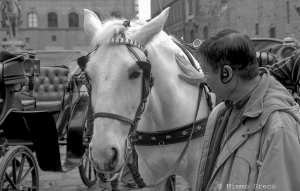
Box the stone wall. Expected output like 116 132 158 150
0 0 137 51
195 0 300 40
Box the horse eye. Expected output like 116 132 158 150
129 71 141 79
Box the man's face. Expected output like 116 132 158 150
199 56 226 99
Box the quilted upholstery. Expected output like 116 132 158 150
14 50 87 113
20 66 69 112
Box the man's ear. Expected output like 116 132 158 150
220 64 234 84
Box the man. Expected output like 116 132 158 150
176 29 300 191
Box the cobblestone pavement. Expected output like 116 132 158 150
39 146 191 191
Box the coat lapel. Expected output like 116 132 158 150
211 124 248 178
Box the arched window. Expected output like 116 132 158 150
203 26 208 39
48 12 58 28
28 12 37 28
111 11 122 18
94 12 101 20
69 12 79 28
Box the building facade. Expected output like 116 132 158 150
151 0 300 42
151 0 198 43
0 0 138 52
151 0 184 42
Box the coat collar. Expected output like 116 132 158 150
236 68 270 133
240 68 268 116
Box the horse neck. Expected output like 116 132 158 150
139 41 209 132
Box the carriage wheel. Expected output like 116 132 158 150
79 147 97 187
0 146 39 191
79 102 97 187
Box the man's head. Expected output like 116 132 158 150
196 29 259 100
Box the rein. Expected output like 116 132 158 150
127 84 204 188
77 21 213 188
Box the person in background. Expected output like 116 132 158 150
176 29 300 191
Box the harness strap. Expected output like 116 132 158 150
174 39 213 113
98 172 120 183
128 84 204 188
134 117 207 146
126 45 142 61
292 55 300 92
173 40 198 70
93 113 135 127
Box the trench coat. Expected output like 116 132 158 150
196 68 300 191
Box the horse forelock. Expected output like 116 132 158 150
91 18 146 49
87 18 148 80
86 18 147 86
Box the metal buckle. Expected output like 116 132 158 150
159 141 164 146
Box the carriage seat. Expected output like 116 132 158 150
20 66 69 113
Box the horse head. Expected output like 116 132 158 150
84 8 211 174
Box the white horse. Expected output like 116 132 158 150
84 7 215 191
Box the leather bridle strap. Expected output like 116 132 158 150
97 171 121 183
92 31 152 183
128 84 204 188
173 40 198 70
93 113 136 127
126 45 142 61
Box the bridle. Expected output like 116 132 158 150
78 20 154 182
78 20 211 188
92 37 154 138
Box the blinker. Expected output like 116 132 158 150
136 60 153 98
137 61 151 81
77 55 88 72
77 45 100 72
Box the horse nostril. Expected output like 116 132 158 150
109 147 119 169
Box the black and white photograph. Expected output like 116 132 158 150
0 0 299 191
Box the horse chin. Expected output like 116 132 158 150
89 146 125 173
90 155 124 173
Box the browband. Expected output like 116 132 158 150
110 37 148 57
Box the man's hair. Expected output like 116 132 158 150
196 29 259 80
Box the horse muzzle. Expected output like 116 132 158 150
89 144 122 172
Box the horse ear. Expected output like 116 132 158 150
136 7 170 45
84 9 103 39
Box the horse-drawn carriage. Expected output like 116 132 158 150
252 37 300 104
252 37 298 66
0 50 97 190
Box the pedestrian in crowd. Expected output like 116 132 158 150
176 29 300 191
